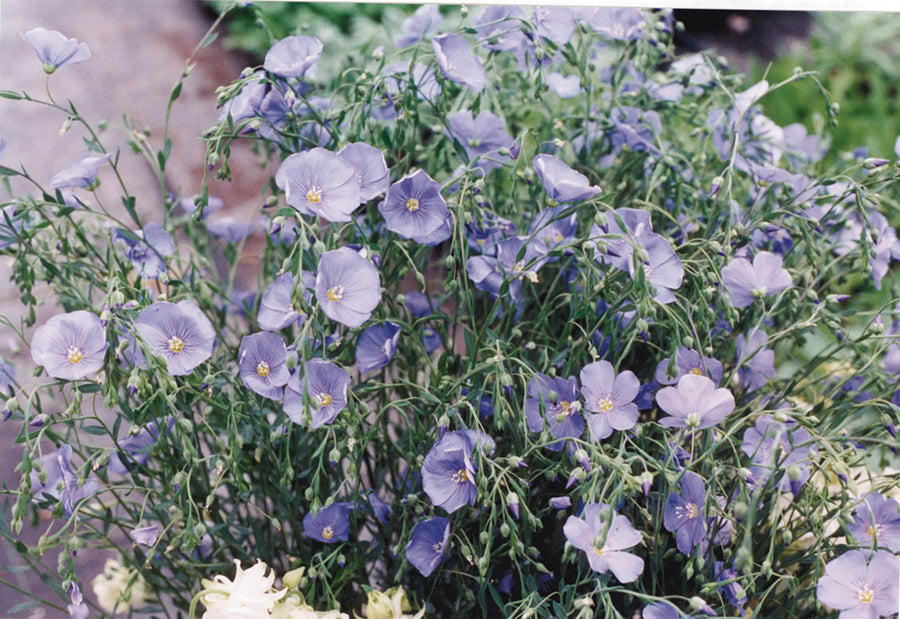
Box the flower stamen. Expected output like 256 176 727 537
67 346 83 364
168 336 184 353
257 361 270 378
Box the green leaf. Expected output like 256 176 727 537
0 166 20 177
77 383 102 394
81 425 107 436
0 90 24 100
170 82 183 104
7 601 38 614
200 32 219 48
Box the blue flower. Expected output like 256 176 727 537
432 33 487 93
406 517 450 577
31 311 108 380
303 502 353 543
563 502 644 582
113 222 175 280
355 322 401 375
447 110 513 171
524 373 583 451
533 155 601 203
30 444 101 516
395 4 443 48
315 247 382 327
49 153 111 189
337 142 390 202
379 170 451 245
422 430 494 513
275 148 361 223
21 27 90 73
258 271 315 331
239 332 290 400
283 358 351 429
721 251 792 308
135 301 216 376
263 35 323 79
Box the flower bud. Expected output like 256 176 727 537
283 566 305 589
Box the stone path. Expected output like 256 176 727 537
0 1 264 616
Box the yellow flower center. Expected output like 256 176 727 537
322 526 334 540
867 523 883 539
859 586 874 604
685 503 699 518
307 187 322 203
689 367 703 376
168 336 184 353
452 468 469 484
316 392 332 407
67 346 83 364
327 285 344 302
598 397 614 412
405 198 420 212
257 361 270 377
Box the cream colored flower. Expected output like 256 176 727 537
200 559 286 619
365 587 425 619
270 593 349 619
91 557 148 615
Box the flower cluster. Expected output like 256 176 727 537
4 8 900 619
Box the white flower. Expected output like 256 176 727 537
91 557 149 615
270 594 349 619
200 559 286 619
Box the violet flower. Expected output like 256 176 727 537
30 444 100 516
263 35 323 79
258 271 315 331
207 216 256 243
432 33 487 93
524 373 583 451
65 581 89 619
655 347 724 386
642 602 682 619
533 6 575 44
847 492 900 552
283 358 350 429
128 524 160 547
49 153 111 189
21 27 90 73
108 416 174 475
315 247 382 327
447 110 513 170
473 6 526 53
563 502 644 583
406 517 450 577
816 549 899 618
275 148 361 222
395 4 443 48
355 322 401 375
664 471 709 555
303 502 353 543
721 250 792 308
134 300 216 376
735 328 775 391
740 415 816 495
714 561 748 613
31 311 108 380
533 155 601 203
422 430 494 513
382 61 441 101
584 7 646 40
580 360 640 440
239 332 290 400
528 206 578 256
379 169 451 245
113 222 175 280
656 374 735 430
337 142 390 202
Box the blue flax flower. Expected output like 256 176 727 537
533 155 601 203
563 502 644 582
847 492 900 552
395 4 443 48
303 502 353 543
432 33 487 93
663 471 709 555
31 311 108 381
355 322 401 375
315 247 382 328
30 444 100 516
263 35 322 79
21 27 90 73
721 250 792 308
257 271 315 331
580 360 640 440
108 416 174 475
337 142 390 202
379 169 451 245
113 222 175 280
447 110 513 171
239 332 290 400
406 517 450 577
817 549 899 618
275 148 361 222
656 374 734 430
528 206 578 256
655 347 724 386
283 358 350 429
49 153 111 189
642 602 685 619
735 328 775 391
135 301 215 376
422 430 494 513
740 415 816 495
524 373 583 451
